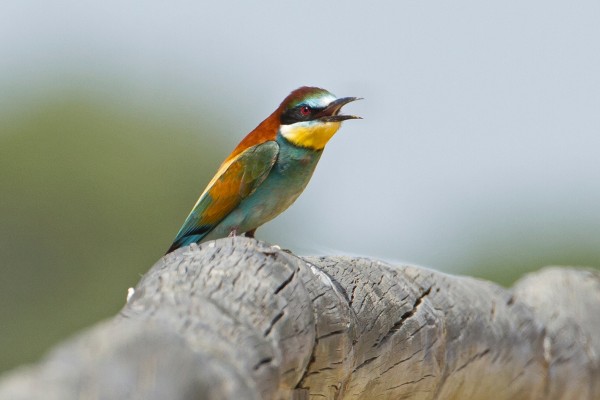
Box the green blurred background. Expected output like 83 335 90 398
0 91 230 371
2 0 599 373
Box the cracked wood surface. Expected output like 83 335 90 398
0 237 598 399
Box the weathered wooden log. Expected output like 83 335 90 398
0 237 598 399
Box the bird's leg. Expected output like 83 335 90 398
228 228 238 237
244 228 257 238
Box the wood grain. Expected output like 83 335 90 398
0 237 598 399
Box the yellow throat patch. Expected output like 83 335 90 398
280 121 342 150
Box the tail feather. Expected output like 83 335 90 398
165 232 208 255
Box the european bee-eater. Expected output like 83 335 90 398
166 86 360 254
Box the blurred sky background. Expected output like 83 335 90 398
1 0 599 372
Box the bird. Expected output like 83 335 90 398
166 86 360 254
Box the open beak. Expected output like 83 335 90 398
317 96 362 122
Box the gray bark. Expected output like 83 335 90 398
0 237 598 399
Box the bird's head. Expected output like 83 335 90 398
278 87 361 150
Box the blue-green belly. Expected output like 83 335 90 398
201 134 322 241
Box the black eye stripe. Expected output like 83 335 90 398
280 105 325 125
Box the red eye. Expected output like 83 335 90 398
300 105 311 116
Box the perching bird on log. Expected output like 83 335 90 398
166 87 360 253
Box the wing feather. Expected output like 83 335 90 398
167 141 279 252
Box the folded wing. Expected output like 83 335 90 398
167 141 279 253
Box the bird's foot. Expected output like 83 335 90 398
228 228 239 237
